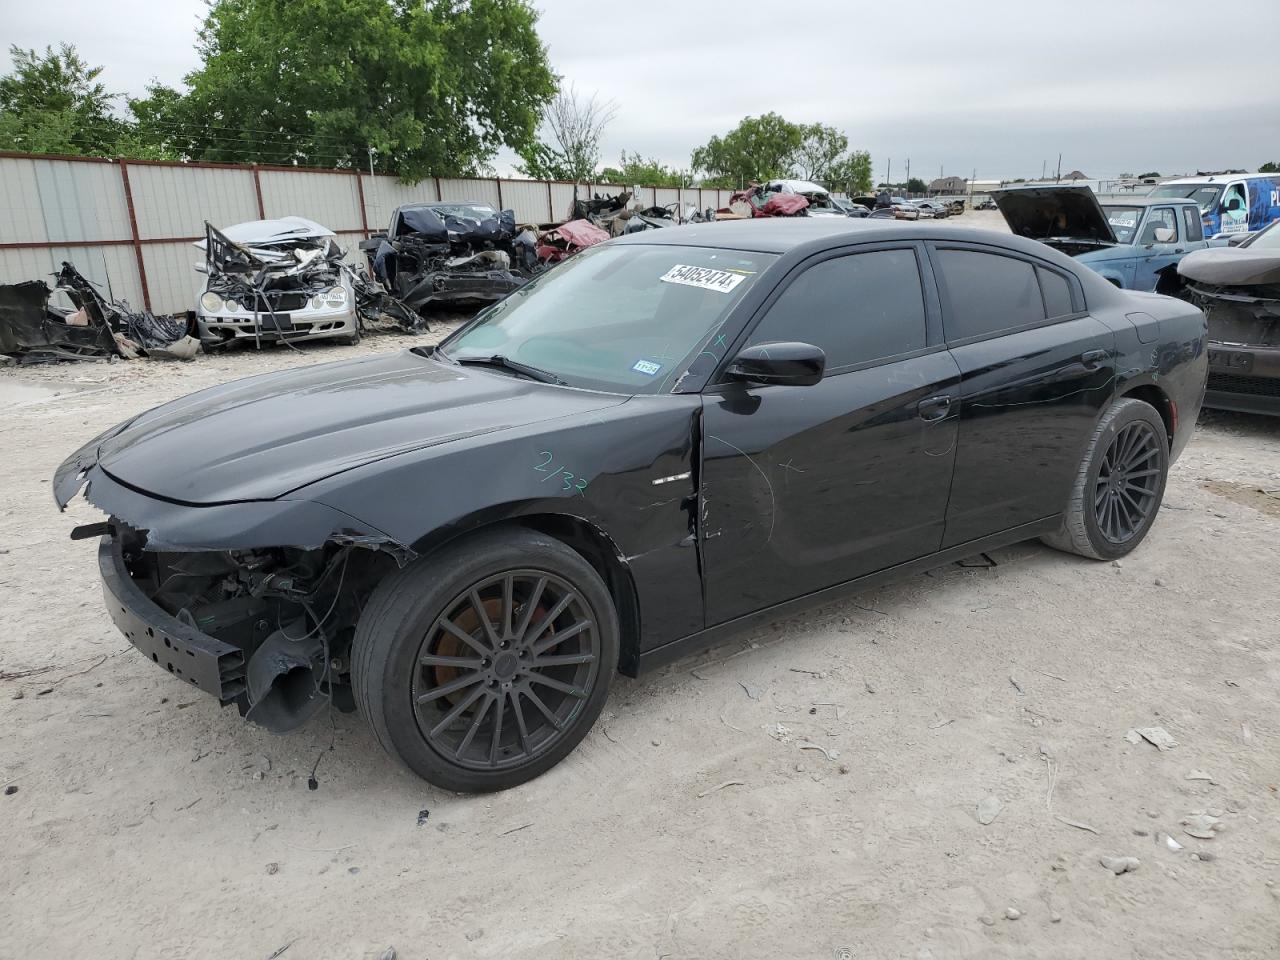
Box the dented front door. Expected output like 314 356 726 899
698 352 962 626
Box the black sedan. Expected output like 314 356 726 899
55 219 1207 792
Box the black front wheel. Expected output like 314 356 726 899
352 528 618 791
1042 397 1169 560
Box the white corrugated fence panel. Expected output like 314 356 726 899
128 164 258 239
260 170 363 231
0 245 144 311
439 178 499 208
654 188 679 208
549 183 577 221
334 231 371 270
142 242 204 315
0 157 130 244
498 179 551 224
362 176 437 232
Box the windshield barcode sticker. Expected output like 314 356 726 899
660 264 747 293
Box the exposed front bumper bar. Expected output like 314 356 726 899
99 537 247 701
1205 342 1280 416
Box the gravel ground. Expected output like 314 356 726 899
2 217 1279 959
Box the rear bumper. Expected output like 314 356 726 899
99 537 246 701
1205 342 1280 416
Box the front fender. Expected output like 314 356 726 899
300 394 706 648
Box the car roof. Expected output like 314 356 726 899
609 218 1063 256
1095 195 1197 207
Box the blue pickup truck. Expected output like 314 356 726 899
992 185 1214 294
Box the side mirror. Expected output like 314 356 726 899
193 262 208 274
1228 233 1251 247
1226 198 1243 212
725 342 825 387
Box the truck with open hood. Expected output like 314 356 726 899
992 185 1213 294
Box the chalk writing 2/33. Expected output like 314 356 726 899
534 451 589 495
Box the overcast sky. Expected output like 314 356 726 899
5 0 1279 180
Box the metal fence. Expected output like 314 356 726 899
0 152 737 315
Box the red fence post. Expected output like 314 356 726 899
434 176 442 201
116 158 152 312
495 177 504 209
354 170 370 237
252 164 266 218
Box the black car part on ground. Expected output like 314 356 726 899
0 263 187 363
370 205 534 317
570 190 631 222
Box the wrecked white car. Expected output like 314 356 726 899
765 179 845 217
195 217 360 348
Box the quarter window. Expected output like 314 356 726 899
1037 267 1074 318
747 249 927 368
935 249 1045 341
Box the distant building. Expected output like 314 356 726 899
1062 169 1089 181
929 175 968 195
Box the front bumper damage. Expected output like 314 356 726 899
1186 281 1280 416
58 451 412 731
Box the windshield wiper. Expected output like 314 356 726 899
453 354 567 386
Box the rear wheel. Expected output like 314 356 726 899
352 528 618 791
1041 397 1169 560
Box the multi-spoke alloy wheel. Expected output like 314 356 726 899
413 571 600 771
352 529 618 792
1041 397 1169 561
1092 421 1161 544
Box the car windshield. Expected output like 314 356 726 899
433 203 497 219
439 243 777 394
1149 184 1223 213
1102 205 1143 243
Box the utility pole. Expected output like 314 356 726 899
1056 153 1062 183
1041 160 1046 181
367 146 379 227
906 158 910 194
885 158 891 188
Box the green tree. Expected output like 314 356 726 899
793 123 847 182
598 150 688 186
1137 171 1161 179
829 149 873 194
1259 161 1279 173
690 112 805 187
0 43 128 155
905 176 927 195
131 0 556 179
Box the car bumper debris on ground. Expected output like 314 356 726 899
1 262 193 364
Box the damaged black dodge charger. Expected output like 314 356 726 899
56 220 1207 792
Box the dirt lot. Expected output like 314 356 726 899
3 217 1280 959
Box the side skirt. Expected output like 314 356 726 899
633 515 1061 675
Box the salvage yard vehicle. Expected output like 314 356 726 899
1179 220 1280 415
912 200 950 219
55 219 1206 792
890 198 921 220
765 179 845 217
831 197 871 218
993 185 1212 293
1150 173 1280 239
196 218 361 347
367 201 535 315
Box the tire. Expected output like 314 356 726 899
352 528 619 791
1041 397 1169 560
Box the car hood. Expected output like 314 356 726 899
1178 246 1280 286
992 185 1118 247
78 350 628 505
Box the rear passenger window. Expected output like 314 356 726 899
1182 206 1204 242
935 249 1045 340
1037 267 1074 318
748 248 926 368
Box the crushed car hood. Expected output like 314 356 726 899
1178 246 1280 286
194 216 336 249
73 350 627 505
992 185 1118 247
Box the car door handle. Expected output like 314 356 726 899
917 395 952 421
1173 248 1184 253
1081 349 1107 370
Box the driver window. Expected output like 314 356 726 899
747 248 927 371
1139 207 1179 244
1222 183 1248 224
